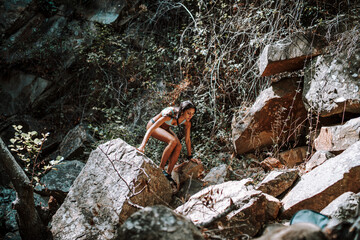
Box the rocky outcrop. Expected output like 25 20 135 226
281 141 360 219
232 78 307 154
51 138 172 240
303 50 360 117
256 169 299 197
258 33 323 77
176 179 281 238
116 205 204 240
314 117 360 152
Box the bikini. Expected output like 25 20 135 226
151 107 186 126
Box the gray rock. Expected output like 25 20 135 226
176 179 281 238
303 50 360 117
321 192 360 220
202 164 228 185
116 205 204 240
258 33 323 77
51 138 173 240
254 223 327 240
37 160 85 193
281 141 360 219
58 125 96 160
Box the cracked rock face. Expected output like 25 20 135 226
303 50 360 117
116 205 204 240
51 138 172 240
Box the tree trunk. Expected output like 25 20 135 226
0 137 50 240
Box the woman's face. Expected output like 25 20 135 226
183 108 195 121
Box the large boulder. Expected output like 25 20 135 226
232 78 307 155
116 205 204 240
303 50 360 117
50 138 172 240
175 179 281 238
314 117 360 152
281 141 360 219
258 33 323 77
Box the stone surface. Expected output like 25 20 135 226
260 157 284 171
281 141 360 219
256 169 299 197
232 78 307 154
279 147 307 167
0 71 51 116
36 160 85 195
303 50 360 117
258 33 323 77
202 164 228 185
171 160 204 189
254 223 327 240
321 192 360 221
58 124 96 160
176 179 281 238
51 138 172 240
314 117 360 152
0 0 32 35
116 205 204 240
305 151 335 172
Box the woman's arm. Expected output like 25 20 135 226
184 121 192 157
184 122 201 164
137 116 169 153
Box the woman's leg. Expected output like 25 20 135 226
147 123 180 172
166 143 182 174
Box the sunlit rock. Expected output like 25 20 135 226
281 141 360 219
321 192 360 221
258 33 323 77
232 78 307 155
303 50 360 117
51 138 172 240
176 179 281 238
305 151 335 172
314 117 360 152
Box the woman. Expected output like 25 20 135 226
137 100 198 183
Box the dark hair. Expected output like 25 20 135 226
174 100 196 136
176 100 196 121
